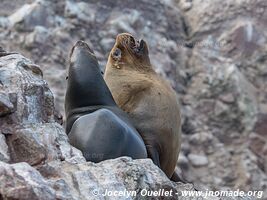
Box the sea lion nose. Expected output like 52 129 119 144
129 36 135 45
139 39 144 50
75 40 87 47
74 40 94 54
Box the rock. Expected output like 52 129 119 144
179 0 193 11
0 92 16 117
0 53 85 166
177 153 189 169
181 0 267 42
107 9 141 34
0 134 9 162
0 161 56 200
0 157 202 200
188 51 258 134
59 157 193 200
8 0 54 31
254 113 267 137
6 123 86 165
24 26 51 49
64 1 96 23
100 38 115 52
219 93 235 104
188 154 209 167
0 17 9 28
0 54 55 128
214 101 229 116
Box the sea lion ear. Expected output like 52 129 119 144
111 48 122 61
139 39 149 56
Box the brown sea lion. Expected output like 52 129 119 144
104 33 181 178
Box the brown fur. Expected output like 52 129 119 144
104 33 181 177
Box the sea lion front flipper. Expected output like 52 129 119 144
146 144 161 168
68 109 147 162
171 170 186 183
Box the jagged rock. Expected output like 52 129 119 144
187 50 258 134
0 157 202 200
64 1 96 23
6 123 86 165
181 0 267 42
175 0 267 195
0 54 54 128
254 113 267 137
177 154 189 169
0 134 9 162
0 92 16 117
0 17 9 28
0 161 56 200
45 157 197 200
179 0 193 11
8 0 54 31
24 26 51 49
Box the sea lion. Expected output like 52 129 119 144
65 40 147 162
104 33 181 178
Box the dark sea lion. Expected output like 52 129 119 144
104 33 182 178
65 40 147 162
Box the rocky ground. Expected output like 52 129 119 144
0 0 266 199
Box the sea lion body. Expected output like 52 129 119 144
104 33 181 177
65 41 147 162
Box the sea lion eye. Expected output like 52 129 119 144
112 48 121 60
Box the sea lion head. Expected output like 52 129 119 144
69 40 97 66
67 40 99 80
107 33 151 70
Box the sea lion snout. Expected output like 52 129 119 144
115 33 144 52
74 40 94 53
70 40 97 65
112 33 150 65
70 40 94 59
